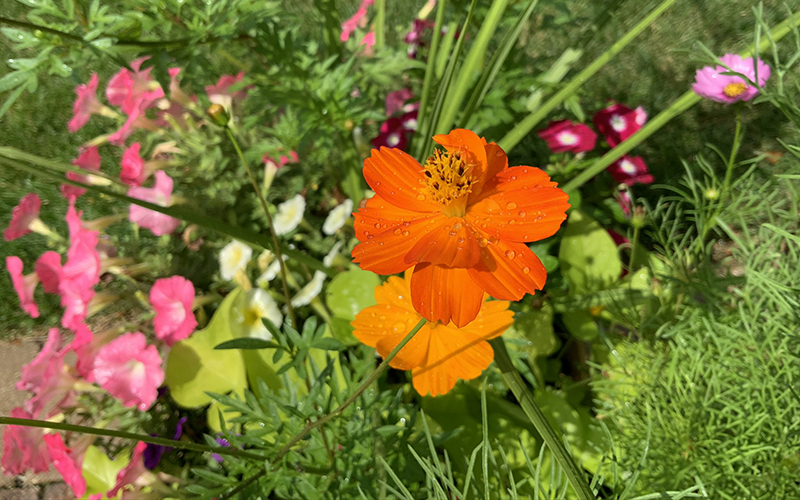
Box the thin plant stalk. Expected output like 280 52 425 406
225 128 297 329
489 337 596 500
704 109 743 239
273 317 428 462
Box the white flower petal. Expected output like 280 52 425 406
240 288 283 340
273 194 306 235
323 241 344 268
322 199 354 235
219 240 253 281
290 271 327 308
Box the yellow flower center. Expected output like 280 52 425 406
422 149 474 217
723 82 747 98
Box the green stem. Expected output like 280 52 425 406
413 0 448 160
628 223 641 273
489 337 596 500
273 318 428 462
218 470 267 500
703 109 743 239
375 0 386 50
225 128 298 330
498 0 677 152
0 417 265 462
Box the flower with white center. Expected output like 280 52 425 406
556 131 578 146
322 199 354 235
323 241 344 267
239 288 283 339
610 114 626 132
257 255 288 287
219 240 253 281
619 159 637 175
273 195 305 235
290 271 327 308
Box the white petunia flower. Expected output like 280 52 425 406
290 271 327 308
257 249 275 272
239 288 283 339
219 240 253 281
322 199 354 235
257 255 289 287
323 241 344 268
273 194 305 235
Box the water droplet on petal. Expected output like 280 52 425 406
505 250 516 259
416 194 426 201
509 219 516 225
505 202 518 210
402 230 410 236
518 210 526 217
403 221 410 227
448 231 457 237
457 238 465 244
374 223 382 229
479 238 489 248
522 267 530 274
393 322 406 332
453 222 463 230
496 150 503 157
393 228 402 235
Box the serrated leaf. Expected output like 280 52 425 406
310 337 346 351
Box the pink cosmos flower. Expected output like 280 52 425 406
593 104 647 147
538 120 598 154
607 155 654 186
1 407 50 475
4 193 42 241
121 143 147 186
62 146 102 199
92 332 164 410
692 54 771 104
6 256 39 318
386 88 414 116
150 276 197 346
127 171 180 236
43 434 86 498
106 58 164 115
36 251 62 294
341 0 374 42
108 442 147 498
205 72 248 110
68 73 104 133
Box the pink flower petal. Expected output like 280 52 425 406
35 251 62 294
127 171 180 236
1 407 50 475
538 120 598 154
93 332 164 410
62 146 102 199
150 276 197 346
4 193 41 241
68 73 102 133
108 442 147 498
43 434 87 498
121 143 146 187
6 256 39 318
607 155 654 186
692 54 771 104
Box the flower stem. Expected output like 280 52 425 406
0 416 266 461
224 128 297 330
218 470 267 500
706 109 743 237
489 337 596 500
273 317 428 462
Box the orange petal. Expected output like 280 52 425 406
471 165 559 205
404 217 481 268
433 129 489 182
363 148 437 212
411 323 495 397
467 188 569 244
467 239 547 301
461 299 514 340
374 275 414 308
410 263 484 327
482 142 508 181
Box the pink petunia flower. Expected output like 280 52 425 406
121 143 147 187
385 88 414 116
18 328 77 418
62 146 102 199
92 332 164 410
150 276 197 346
58 201 100 330
106 57 164 116
167 67 193 107
68 73 104 133
43 434 86 498
360 31 376 52
16 328 63 393
35 251 62 294
340 0 374 42
538 120 598 154
6 256 39 318
108 442 148 498
692 54 771 104
607 155 654 186
69 324 116 382
4 193 42 241
205 72 248 110
127 171 181 236
593 104 647 147
108 98 160 147
1 407 50 475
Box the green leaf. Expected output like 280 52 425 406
558 210 621 294
214 337 281 350
327 316 360 346
562 309 599 341
325 267 380 320
311 337 346 351
166 289 248 408
82 445 128 499
507 303 558 358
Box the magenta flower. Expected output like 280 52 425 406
150 276 197 346
93 332 164 410
404 18 435 58
263 149 299 168
108 442 148 498
340 0 374 42
128 171 181 236
593 104 647 147
538 120 598 154
68 73 104 133
607 155 654 186
62 146 102 199
35 251 62 294
692 54 771 104
4 193 42 241
106 57 164 115
6 256 39 318
1 407 50 475
121 142 147 186
43 434 86 498
385 88 414 116
372 117 408 150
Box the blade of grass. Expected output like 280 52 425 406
498 0 678 152
413 0 448 156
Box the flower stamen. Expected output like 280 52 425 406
723 82 747 98
422 149 473 217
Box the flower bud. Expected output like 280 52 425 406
704 188 720 200
206 104 229 127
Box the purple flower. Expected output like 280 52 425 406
143 416 186 470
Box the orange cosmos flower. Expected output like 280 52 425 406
352 273 513 397
352 128 569 327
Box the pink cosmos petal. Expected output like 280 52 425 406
6 256 39 318
62 146 102 199
593 103 645 147
92 332 164 411
1 407 50 475
150 276 197 346
121 143 147 187
69 73 102 133
108 442 147 498
127 171 180 236
538 120 598 154
692 54 771 104
607 155 654 186
36 251 62 294
43 434 87 498
4 193 41 241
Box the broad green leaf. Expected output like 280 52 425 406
82 445 128 499
327 316 359 346
325 267 380 319
558 210 621 294
166 289 248 408
506 303 558 358
562 309 598 341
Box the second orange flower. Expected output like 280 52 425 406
352 129 569 327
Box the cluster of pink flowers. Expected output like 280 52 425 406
372 88 419 150
538 102 653 186
340 0 376 51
